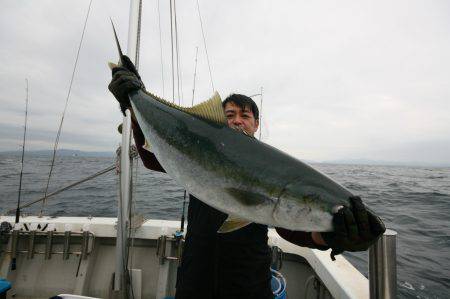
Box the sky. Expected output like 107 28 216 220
1 0 449 166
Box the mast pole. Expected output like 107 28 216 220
115 0 142 294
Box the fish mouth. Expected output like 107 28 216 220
229 125 252 136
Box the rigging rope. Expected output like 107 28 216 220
40 0 93 216
196 0 215 92
157 0 165 97
5 164 115 215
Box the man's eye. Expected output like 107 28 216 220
226 115 233 118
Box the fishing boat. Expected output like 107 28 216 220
0 214 396 299
0 1 397 298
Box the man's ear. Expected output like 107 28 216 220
255 119 260 131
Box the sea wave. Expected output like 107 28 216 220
1 156 449 298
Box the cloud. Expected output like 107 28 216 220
1 0 449 165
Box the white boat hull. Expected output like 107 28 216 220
0 216 368 299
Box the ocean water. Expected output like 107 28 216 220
0 155 449 298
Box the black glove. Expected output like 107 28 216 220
322 196 386 260
108 55 145 115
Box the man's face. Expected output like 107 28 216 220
224 101 259 136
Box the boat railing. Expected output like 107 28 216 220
0 225 95 261
369 229 397 299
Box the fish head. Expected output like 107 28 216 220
274 180 351 232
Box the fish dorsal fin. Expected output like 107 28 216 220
217 215 252 233
185 92 226 124
141 90 227 125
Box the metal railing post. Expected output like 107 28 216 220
369 229 397 299
114 0 142 295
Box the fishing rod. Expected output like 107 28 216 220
40 0 92 217
249 87 264 140
191 46 199 106
196 0 214 92
178 46 200 231
180 190 187 232
177 45 200 233
11 79 29 271
15 79 29 224
259 87 263 140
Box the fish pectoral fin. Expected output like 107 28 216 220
118 123 153 153
217 216 252 233
142 139 153 153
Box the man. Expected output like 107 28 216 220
109 56 385 299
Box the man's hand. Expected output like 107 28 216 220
320 196 386 260
108 55 145 115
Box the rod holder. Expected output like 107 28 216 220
11 230 19 260
63 231 71 260
369 229 397 299
27 231 36 259
45 231 53 260
156 235 167 265
81 231 89 260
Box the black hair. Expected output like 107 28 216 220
222 94 259 120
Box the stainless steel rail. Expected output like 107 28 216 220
369 229 397 299
1 230 95 260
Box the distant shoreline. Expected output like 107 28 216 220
0 149 114 158
319 160 450 168
1 149 449 168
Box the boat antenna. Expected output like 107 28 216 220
40 0 93 216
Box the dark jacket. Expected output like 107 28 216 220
132 120 323 298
